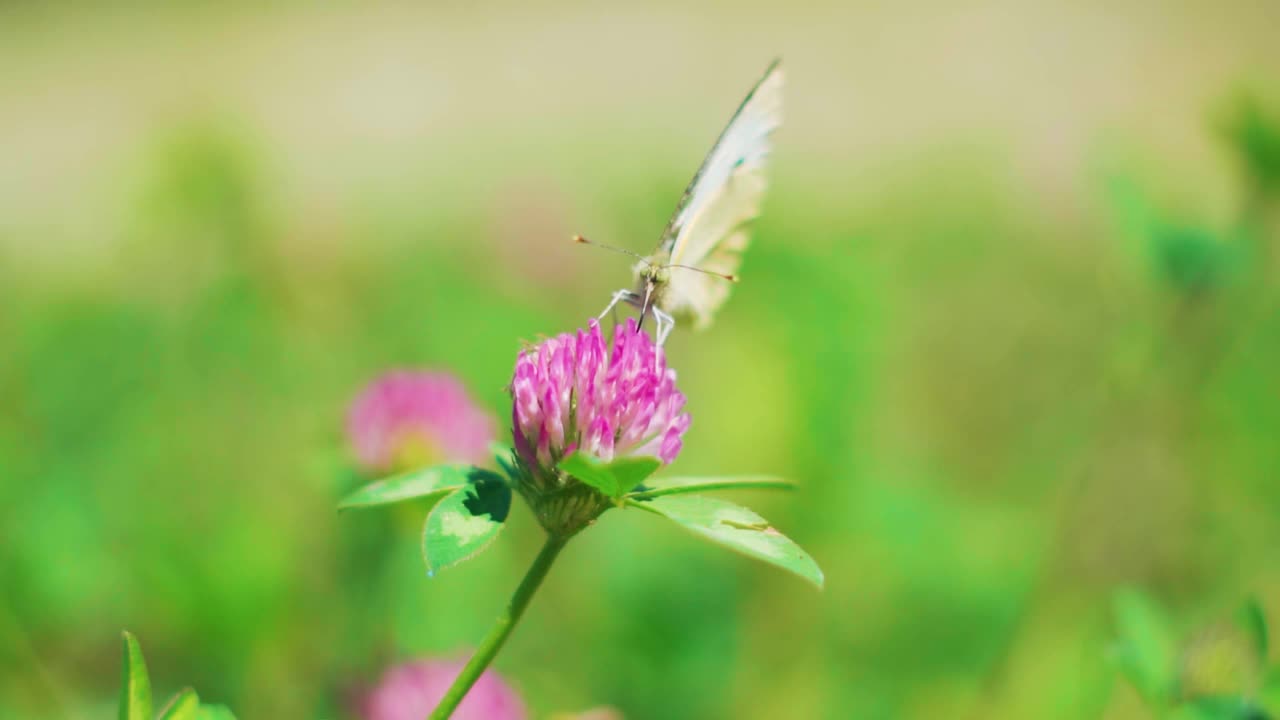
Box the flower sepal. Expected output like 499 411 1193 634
492 443 607 538
517 480 614 539
557 451 662 501
506 450 663 538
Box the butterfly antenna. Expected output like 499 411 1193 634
665 264 739 282
572 235 649 265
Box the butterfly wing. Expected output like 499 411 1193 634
650 60 783 329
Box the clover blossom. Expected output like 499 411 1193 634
511 318 690 476
347 371 495 474
360 659 525 720
508 318 690 536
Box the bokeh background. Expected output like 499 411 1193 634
4 3 1280 718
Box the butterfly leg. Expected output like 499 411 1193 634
599 289 638 321
651 306 676 346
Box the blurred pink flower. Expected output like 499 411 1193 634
347 371 496 473
360 659 525 720
511 318 690 475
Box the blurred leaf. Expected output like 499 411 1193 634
1259 667 1280 715
1112 589 1177 705
195 706 238 720
1239 598 1269 661
158 688 200 720
1152 221 1228 294
626 495 823 589
1103 172 1158 257
422 474 512 574
1151 224 1232 294
118 631 152 720
559 452 661 499
337 465 472 512
1174 695 1268 720
628 475 795 499
1223 94 1280 194
1102 172 1234 293
1182 620 1267 702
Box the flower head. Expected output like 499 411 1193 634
360 659 525 720
347 371 496 474
511 318 690 477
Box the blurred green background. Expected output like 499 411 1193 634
4 3 1280 718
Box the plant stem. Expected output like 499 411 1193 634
429 533 569 719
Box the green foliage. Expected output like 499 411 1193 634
117 634 236 720
422 473 512 574
1151 224 1235 294
338 463 515 574
119 632 152 720
1103 171 1238 294
1223 94 1280 195
157 689 199 720
627 475 795 499
1111 589 1177 705
1172 696 1269 720
626 495 823 589
1241 598 1269 662
558 451 661 499
1114 594 1278 719
1181 624 1266 704
337 465 472 511
1261 667 1280 715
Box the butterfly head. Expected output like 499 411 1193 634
636 260 672 288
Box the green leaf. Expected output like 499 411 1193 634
1239 597 1269 662
158 688 200 720
559 452 661 499
1151 224 1232 294
195 705 238 720
337 465 472 511
1174 695 1262 720
1181 621 1265 703
628 475 795 499
1223 94 1280 193
422 474 512 574
118 631 152 720
627 495 823 588
1259 666 1280 715
1112 589 1177 705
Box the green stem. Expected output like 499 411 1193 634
429 533 569 719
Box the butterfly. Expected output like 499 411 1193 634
583 60 783 345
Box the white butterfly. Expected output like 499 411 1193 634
587 60 783 345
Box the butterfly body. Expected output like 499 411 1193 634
595 60 784 344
